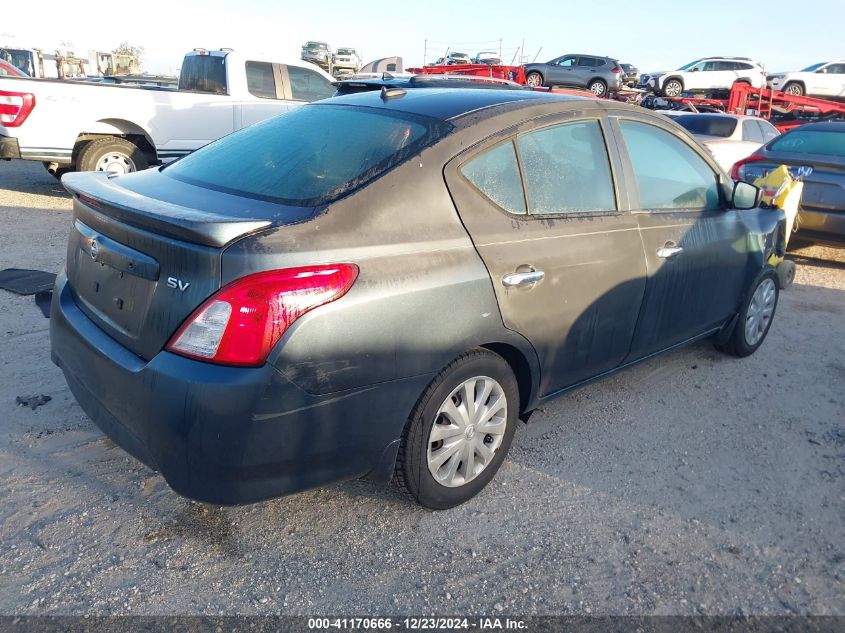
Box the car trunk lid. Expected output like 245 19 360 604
61 170 317 360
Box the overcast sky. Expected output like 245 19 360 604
4 0 843 75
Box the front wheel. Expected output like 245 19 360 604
783 82 804 96
394 349 519 509
525 71 544 87
716 269 779 357
663 79 683 97
588 79 607 97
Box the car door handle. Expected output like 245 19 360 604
502 270 545 287
657 245 684 258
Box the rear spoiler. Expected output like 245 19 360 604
62 171 271 247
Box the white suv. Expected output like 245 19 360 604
767 61 845 98
639 57 766 97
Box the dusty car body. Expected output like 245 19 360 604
51 89 784 510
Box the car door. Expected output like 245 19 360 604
818 63 845 97
573 56 595 88
547 55 577 86
237 61 291 130
444 111 647 396
609 112 750 360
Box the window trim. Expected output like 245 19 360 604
455 114 623 220
609 114 728 214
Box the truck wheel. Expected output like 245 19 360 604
77 137 148 175
783 82 804 96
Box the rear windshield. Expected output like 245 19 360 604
164 105 452 205
673 115 738 138
337 48 355 55
179 55 227 94
769 129 845 157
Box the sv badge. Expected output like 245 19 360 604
166 277 190 292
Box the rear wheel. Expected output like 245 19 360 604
77 137 148 175
783 82 804 96
525 71 544 87
716 269 779 357
663 78 683 97
394 349 519 509
588 79 607 97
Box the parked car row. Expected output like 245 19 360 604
300 41 363 78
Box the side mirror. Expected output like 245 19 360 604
690 67 699 72
817 68 827 74
731 180 761 210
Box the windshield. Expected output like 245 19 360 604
678 59 703 71
337 48 355 55
305 42 327 49
673 115 738 138
769 129 845 157
0 49 32 75
178 55 227 94
801 62 827 72
164 105 452 206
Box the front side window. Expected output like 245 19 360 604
516 120 616 215
245 61 276 99
165 105 451 206
758 121 780 141
557 57 576 67
619 120 720 211
826 63 845 74
287 65 335 101
461 141 526 215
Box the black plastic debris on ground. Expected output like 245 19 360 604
16 394 52 410
0 268 56 295
34 290 52 318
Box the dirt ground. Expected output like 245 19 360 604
0 160 843 616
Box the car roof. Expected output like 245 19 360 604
670 112 762 120
321 87 582 121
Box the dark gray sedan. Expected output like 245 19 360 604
51 89 784 510
523 54 623 96
733 121 845 247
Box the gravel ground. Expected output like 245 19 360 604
0 160 843 616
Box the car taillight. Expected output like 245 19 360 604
0 90 35 127
611 66 622 73
166 264 358 367
730 154 766 181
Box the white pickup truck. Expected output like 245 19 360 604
0 49 336 176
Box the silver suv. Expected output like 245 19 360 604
640 57 766 97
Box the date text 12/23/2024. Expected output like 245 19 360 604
307 618 528 630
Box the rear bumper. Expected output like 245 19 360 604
50 273 430 504
0 135 21 159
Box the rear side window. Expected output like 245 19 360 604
619 120 720 210
579 57 603 67
516 120 616 215
178 55 227 94
742 120 765 143
461 141 526 215
759 120 780 141
287 65 335 101
164 105 451 205
246 61 276 99
826 64 845 74
769 129 845 157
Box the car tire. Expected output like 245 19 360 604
588 79 607 97
783 82 804 96
77 137 148 175
716 268 779 358
525 71 544 87
776 260 796 289
393 349 519 510
662 79 683 97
